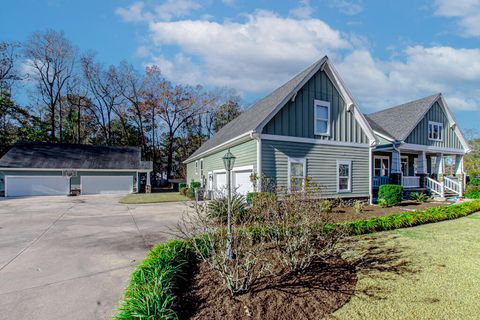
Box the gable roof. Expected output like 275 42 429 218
185 56 377 162
366 93 441 141
0 142 153 170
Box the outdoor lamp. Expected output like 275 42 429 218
222 149 236 171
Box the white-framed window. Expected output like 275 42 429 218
337 160 352 193
314 100 331 136
195 160 198 174
288 157 307 191
428 121 443 141
374 156 390 177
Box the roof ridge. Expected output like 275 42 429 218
367 93 441 116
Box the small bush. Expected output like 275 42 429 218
469 177 480 186
353 200 365 214
179 183 187 194
320 199 333 213
466 184 480 194
378 184 403 207
410 192 430 203
378 198 389 208
207 193 247 223
465 191 480 199
188 181 201 199
246 192 259 204
181 187 189 197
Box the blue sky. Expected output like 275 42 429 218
1 0 480 133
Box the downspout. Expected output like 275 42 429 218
250 132 262 192
369 146 373 204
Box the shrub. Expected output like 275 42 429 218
207 193 247 223
469 177 480 186
466 184 480 194
378 198 389 208
353 200 365 214
188 181 201 199
181 187 189 197
378 184 403 206
465 191 480 199
246 192 259 204
114 239 193 320
320 199 333 213
410 192 430 203
178 183 187 195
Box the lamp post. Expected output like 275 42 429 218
222 149 236 259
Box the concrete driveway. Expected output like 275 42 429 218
0 195 188 320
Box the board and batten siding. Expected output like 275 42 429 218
405 102 463 149
262 69 369 144
262 140 370 197
186 139 257 185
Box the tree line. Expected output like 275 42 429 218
0 30 241 182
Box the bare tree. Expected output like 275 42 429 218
0 41 22 91
24 30 76 142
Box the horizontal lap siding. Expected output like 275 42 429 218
187 139 257 184
405 102 463 150
263 70 369 144
262 140 369 197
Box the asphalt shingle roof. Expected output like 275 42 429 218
185 57 328 162
366 93 440 141
0 142 153 170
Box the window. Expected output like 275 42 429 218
314 100 330 136
195 161 198 174
374 156 389 177
337 160 352 193
288 158 306 191
200 159 204 176
428 121 443 141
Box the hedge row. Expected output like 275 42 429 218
113 200 480 319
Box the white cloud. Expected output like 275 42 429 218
147 10 351 92
115 0 202 22
434 0 480 37
338 46 480 111
326 0 363 16
290 0 314 19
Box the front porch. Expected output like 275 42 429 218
372 146 466 198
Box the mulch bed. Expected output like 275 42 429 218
178 254 357 319
329 201 452 223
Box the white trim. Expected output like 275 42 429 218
428 121 444 142
401 156 409 176
184 131 254 163
337 160 352 193
288 157 307 191
256 137 262 191
314 100 331 136
373 130 395 142
438 95 471 153
373 155 390 177
0 168 152 173
400 143 466 155
212 165 254 174
261 134 369 148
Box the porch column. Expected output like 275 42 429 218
435 154 445 182
416 151 427 188
146 171 151 193
390 148 402 185
455 155 464 197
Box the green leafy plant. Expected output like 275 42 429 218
466 184 480 194
207 193 247 223
465 191 480 199
320 199 333 213
378 198 389 208
378 184 403 207
410 192 429 203
178 183 187 195
353 200 365 214
188 181 201 199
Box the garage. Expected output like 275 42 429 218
5 176 69 197
214 172 227 192
81 176 133 195
233 170 253 195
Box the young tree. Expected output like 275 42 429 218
24 30 76 142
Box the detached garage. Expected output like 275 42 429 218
0 142 153 197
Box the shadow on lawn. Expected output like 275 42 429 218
177 234 417 319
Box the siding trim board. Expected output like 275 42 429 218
261 134 370 148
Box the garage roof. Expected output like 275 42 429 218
0 142 153 170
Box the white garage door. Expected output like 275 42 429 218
6 176 69 197
234 170 253 195
215 172 227 192
81 176 133 195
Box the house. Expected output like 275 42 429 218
184 56 470 202
0 142 153 197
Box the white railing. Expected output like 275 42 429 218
426 177 443 196
373 176 389 188
402 176 420 188
444 176 461 196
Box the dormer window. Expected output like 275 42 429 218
428 121 443 141
314 100 330 136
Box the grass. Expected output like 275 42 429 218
334 211 480 319
119 192 190 204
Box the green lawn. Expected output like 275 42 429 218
119 192 190 204
334 211 480 319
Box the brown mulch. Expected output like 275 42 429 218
329 201 452 223
177 255 357 320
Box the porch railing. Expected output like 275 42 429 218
426 177 443 196
372 176 389 188
402 176 420 188
444 176 461 196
